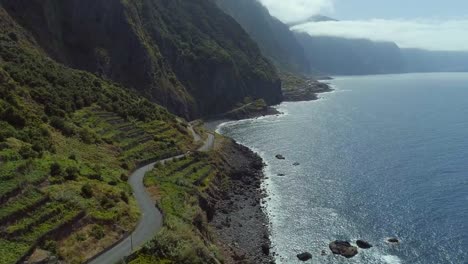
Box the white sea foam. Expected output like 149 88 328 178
382 255 403 264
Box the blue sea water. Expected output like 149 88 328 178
217 73 468 264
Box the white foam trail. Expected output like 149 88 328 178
382 255 403 264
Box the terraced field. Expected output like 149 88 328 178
0 187 83 264
144 154 216 193
74 106 193 163
134 151 223 263
0 105 193 264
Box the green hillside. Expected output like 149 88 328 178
0 8 193 263
1 0 282 119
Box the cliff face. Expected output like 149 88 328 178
216 0 310 74
402 49 468 73
1 0 282 119
295 32 405 75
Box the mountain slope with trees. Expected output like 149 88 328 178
0 5 207 263
1 0 282 119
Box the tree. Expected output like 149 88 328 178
50 162 62 176
65 166 79 181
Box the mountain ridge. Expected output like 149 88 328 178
1 0 282 119
215 0 310 74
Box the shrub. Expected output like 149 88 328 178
69 153 77 160
19 145 37 159
108 180 117 186
8 32 18 42
0 121 16 141
100 196 115 209
120 173 128 182
120 191 129 204
120 162 129 170
88 173 103 181
0 106 26 128
50 162 62 176
75 233 86 242
81 184 93 198
65 166 79 181
50 116 75 136
43 240 57 254
90 225 105 240
79 128 98 144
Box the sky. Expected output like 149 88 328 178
258 0 468 51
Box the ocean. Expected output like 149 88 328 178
216 73 468 264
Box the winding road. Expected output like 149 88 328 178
88 129 214 264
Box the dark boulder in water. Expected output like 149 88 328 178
261 244 270 255
387 237 400 244
296 252 312 261
275 154 286 160
329 240 358 258
356 240 373 249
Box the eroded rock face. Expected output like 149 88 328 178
329 241 358 258
297 252 312 261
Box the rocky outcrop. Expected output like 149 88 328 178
283 79 332 102
275 154 285 160
356 240 373 249
297 252 312 261
25 249 58 264
329 241 358 258
223 99 280 120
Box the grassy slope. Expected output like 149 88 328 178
128 141 233 264
0 8 192 264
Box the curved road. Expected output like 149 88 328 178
89 131 214 264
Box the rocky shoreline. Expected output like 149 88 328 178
206 80 333 263
208 140 273 264
283 79 333 102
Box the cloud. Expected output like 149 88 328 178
292 19 468 51
258 0 334 23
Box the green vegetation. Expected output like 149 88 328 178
2 0 281 118
129 153 222 264
0 239 30 264
0 10 193 263
224 97 273 119
0 188 46 223
279 71 308 91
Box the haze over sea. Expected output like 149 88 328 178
217 73 468 264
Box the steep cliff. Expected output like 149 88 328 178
402 48 468 73
216 0 310 74
295 32 405 75
1 0 282 119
